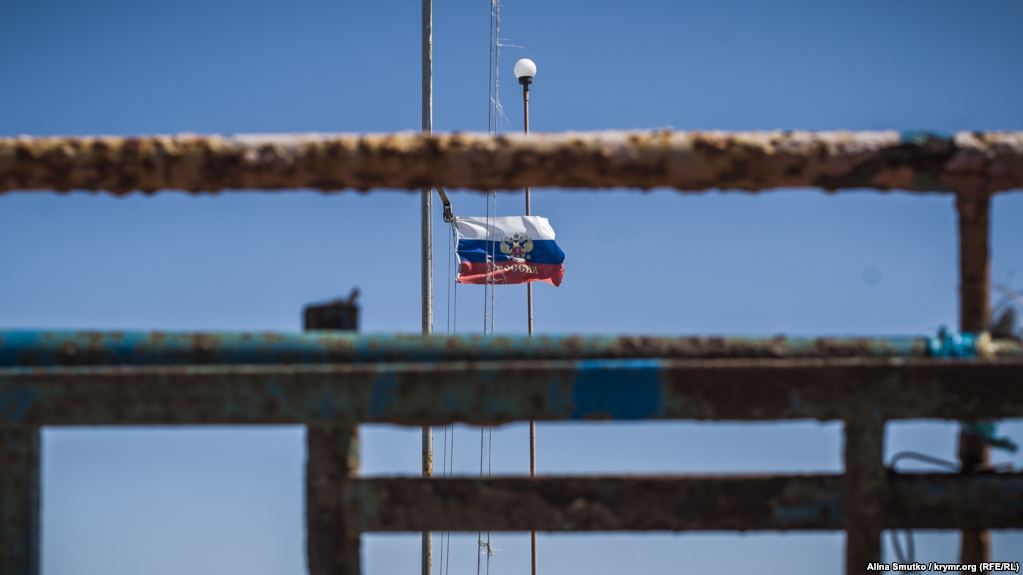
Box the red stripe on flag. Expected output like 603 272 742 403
457 261 564 286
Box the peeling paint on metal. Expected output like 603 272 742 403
0 427 40 575
928 329 978 358
899 130 955 145
369 373 399 419
0 383 35 424
772 494 844 527
3 330 979 368
2 131 1023 194
1 358 1022 426
571 359 663 420
345 473 1023 532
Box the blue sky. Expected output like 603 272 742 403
2 0 1022 573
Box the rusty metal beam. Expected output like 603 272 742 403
0 427 40 575
306 424 360 575
3 330 967 368
345 473 1023 532
843 417 885 571
956 192 992 338
2 358 1023 426
6 330 1019 369
956 190 994 565
2 131 1022 194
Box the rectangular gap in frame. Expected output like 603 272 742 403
364 532 844 575
360 421 843 477
42 426 306 575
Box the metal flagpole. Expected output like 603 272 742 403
421 0 434 573
515 57 537 575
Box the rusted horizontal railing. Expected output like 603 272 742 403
2 358 1022 426
7 330 1019 367
2 131 1022 194
347 473 1023 531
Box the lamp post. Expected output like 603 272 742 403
513 56 538 575
514 57 536 339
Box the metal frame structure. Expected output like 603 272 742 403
1 130 1022 574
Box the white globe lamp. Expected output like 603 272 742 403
514 58 537 87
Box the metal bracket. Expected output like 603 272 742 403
436 187 454 222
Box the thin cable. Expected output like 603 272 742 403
477 0 496 568
489 193 498 333
485 3 500 573
440 224 459 575
438 424 448 575
887 451 962 563
444 422 453 575
484 194 494 332
494 0 500 132
485 426 494 575
476 425 485 575
452 226 458 339
446 218 453 336
438 224 448 575
475 3 501 573
487 0 495 133
889 530 908 564
888 451 960 472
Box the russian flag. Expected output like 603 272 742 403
455 216 565 286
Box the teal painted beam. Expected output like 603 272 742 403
0 330 954 367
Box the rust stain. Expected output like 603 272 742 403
1 131 1022 194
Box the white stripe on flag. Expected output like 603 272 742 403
454 215 557 241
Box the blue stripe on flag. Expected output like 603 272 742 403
457 239 565 265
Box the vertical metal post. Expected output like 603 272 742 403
843 416 885 573
420 0 434 574
0 427 40 575
522 79 538 575
421 0 434 338
523 82 533 337
304 297 362 575
956 190 992 564
306 425 361 575
421 424 433 575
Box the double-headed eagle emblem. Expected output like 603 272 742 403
500 232 534 261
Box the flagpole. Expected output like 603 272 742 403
421 0 433 573
514 57 538 575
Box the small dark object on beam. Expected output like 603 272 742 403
304 289 360 331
